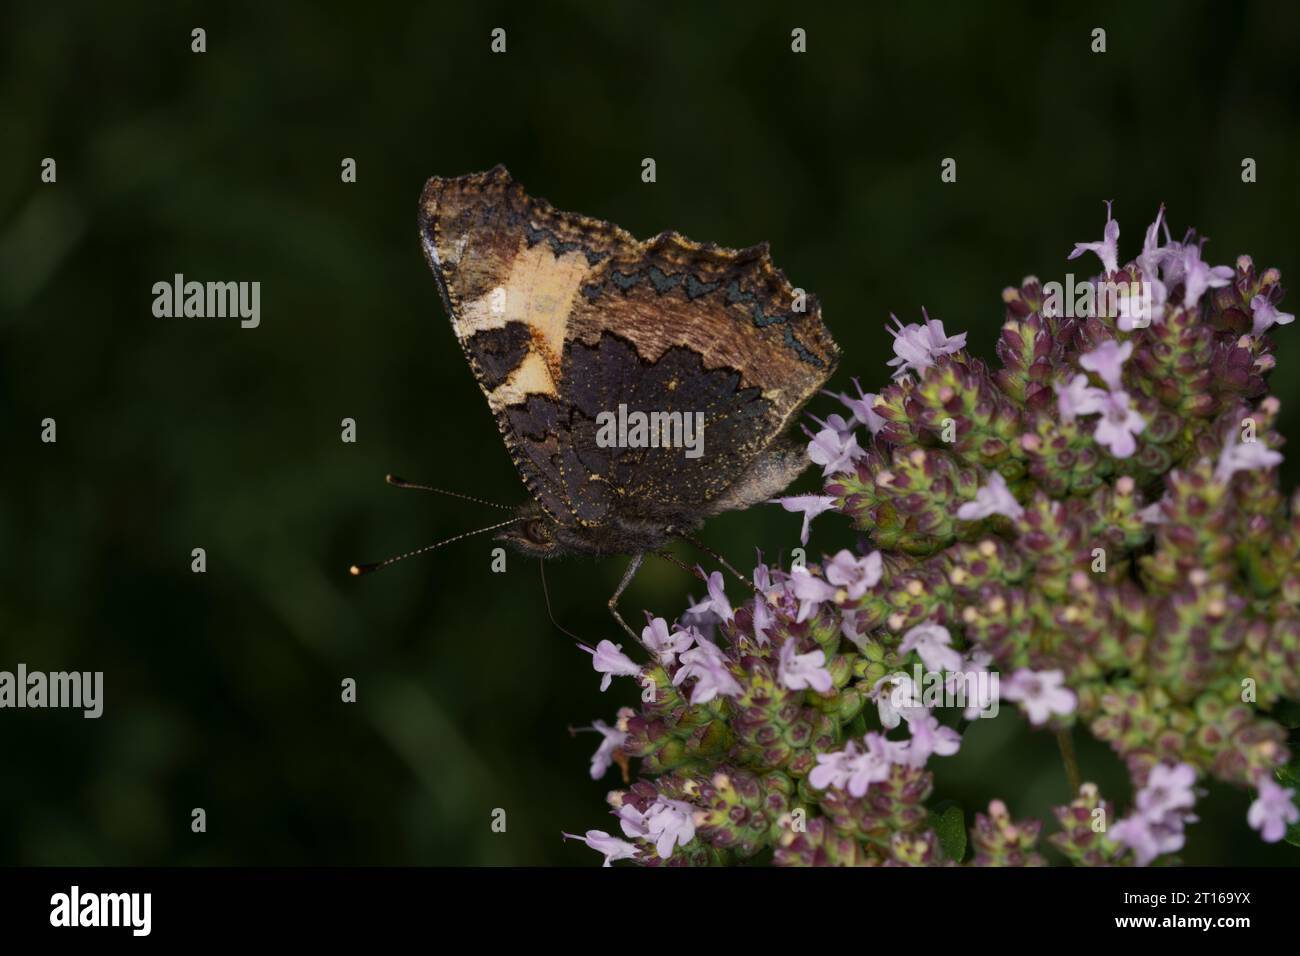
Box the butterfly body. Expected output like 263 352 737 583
418 166 839 560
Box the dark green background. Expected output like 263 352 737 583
1 1 1297 865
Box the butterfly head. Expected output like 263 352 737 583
495 501 565 557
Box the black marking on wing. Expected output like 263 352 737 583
465 322 533 391
524 221 608 266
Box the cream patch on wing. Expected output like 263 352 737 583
454 238 593 406
489 350 555 409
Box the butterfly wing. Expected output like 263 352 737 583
418 166 839 531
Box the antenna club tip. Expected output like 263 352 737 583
349 564 362 576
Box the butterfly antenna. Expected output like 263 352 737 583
652 548 699 578
349 516 525 576
677 532 754 590
384 474 514 510
539 559 588 644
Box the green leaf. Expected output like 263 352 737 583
930 802 967 863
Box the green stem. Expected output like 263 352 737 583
1055 728 1082 796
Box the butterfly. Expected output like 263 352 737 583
358 166 839 639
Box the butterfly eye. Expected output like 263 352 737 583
525 519 551 545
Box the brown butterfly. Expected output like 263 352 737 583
356 166 839 638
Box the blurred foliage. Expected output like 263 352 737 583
0 0 1297 864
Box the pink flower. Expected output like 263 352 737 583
1001 668 1076 725
671 638 742 704
1110 813 1188 867
640 617 695 667
1110 763 1200 865
687 569 733 624
562 829 640 866
809 742 859 791
827 378 886 435
1178 244 1234 307
1079 339 1132 390
1135 762 1198 818
956 471 1023 521
899 623 964 673
1090 390 1145 459
886 309 967 379
896 713 962 767
1250 294 1295 336
807 427 864 477
619 797 697 860
812 735 900 797
1136 204 1179 282
1215 431 1282 483
772 494 838 546
871 672 926 729
788 566 838 623
845 733 898 797
587 715 629 780
1248 776 1299 843
824 549 883 599
580 640 641 692
1067 199 1120 275
778 638 833 693
1055 373 1108 423
750 560 786 645
643 798 698 860
679 598 718 643
751 593 775 646
1116 278 1166 332
839 608 867 649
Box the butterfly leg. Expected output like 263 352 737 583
607 552 645 642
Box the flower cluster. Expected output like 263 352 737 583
565 204 1300 866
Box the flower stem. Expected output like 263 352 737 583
1055 728 1082 796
